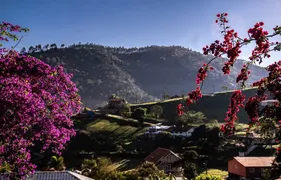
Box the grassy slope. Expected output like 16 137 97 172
86 117 149 144
130 88 258 123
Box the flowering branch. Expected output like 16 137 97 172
179 13 281 136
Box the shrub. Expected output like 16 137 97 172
150 105 163 119
195 174 222 180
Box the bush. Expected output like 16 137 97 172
150 105 163 119
183 163 198 180
132 107 147 125
119 104 131 117
195 174 222 180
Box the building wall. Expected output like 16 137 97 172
245 167 271 179
228 159 246 177
157 153 182 173
159 153 181 164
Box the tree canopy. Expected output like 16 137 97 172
0 22 81 178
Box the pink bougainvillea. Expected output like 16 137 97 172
0 22 81 179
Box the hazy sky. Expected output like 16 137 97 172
2 0 281 66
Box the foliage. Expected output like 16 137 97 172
0 22 81 178
178 13 281 164
195 174 222 180
132 107 147 125
150 105 163 119
47 156 65 171
183 162 198 180
81 157 120 180
183 150 199 162
0 162 11 173
83 117 147 149
192 125 207 142
261 168 272 179
176 110 206 125
137 161 167 179
148 173 176 180
207 119 219 127
119 104 131 117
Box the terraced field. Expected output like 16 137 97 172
86 118 149 142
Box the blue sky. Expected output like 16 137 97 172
2 0 281 66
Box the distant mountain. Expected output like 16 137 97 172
25 44 267 108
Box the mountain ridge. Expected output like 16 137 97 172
24 43 267 108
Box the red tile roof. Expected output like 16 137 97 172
144 147 181 164
234 156 275 167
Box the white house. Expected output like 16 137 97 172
144 125 171 137
166 126 195 138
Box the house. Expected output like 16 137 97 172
0 171 94 180
228 156 275 179
166 126 195 138
144 125 171 137
108 98 126 108
144 147 182 175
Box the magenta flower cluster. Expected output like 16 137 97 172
0 22 81 179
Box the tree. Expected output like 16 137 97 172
19 47 26 54
81 157 120 180
183 163 198 180
28 46 35 53
47 156 65 171
0 22 81 178
176 110 206 126
132 107 147 125
162 92 170 100
183 150 198 163
208 119 219 127
50 43 57 50
150 105 163 119
191 125 207 142
35 44 42 52
43 44 49 51
137 161 167 179
178 12 281 168
118 104 131 117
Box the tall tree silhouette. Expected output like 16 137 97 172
20 47 26 54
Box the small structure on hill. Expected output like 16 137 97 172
144 125 196 139
108 97 126 108
144 147 182 176
166 126 195 138
100 95 128 115
228 156 275 179
144 125 171 137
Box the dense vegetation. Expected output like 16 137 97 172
131 88 258 123
21 44 267 108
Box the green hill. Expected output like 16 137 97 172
24 44 267 108
130 87 258 124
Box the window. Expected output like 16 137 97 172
249 168 255 173
235 165 238 169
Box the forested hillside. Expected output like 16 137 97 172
22 43 267 108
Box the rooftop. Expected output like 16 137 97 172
144 147 181 164
0 171 94 180
233 156 275 167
